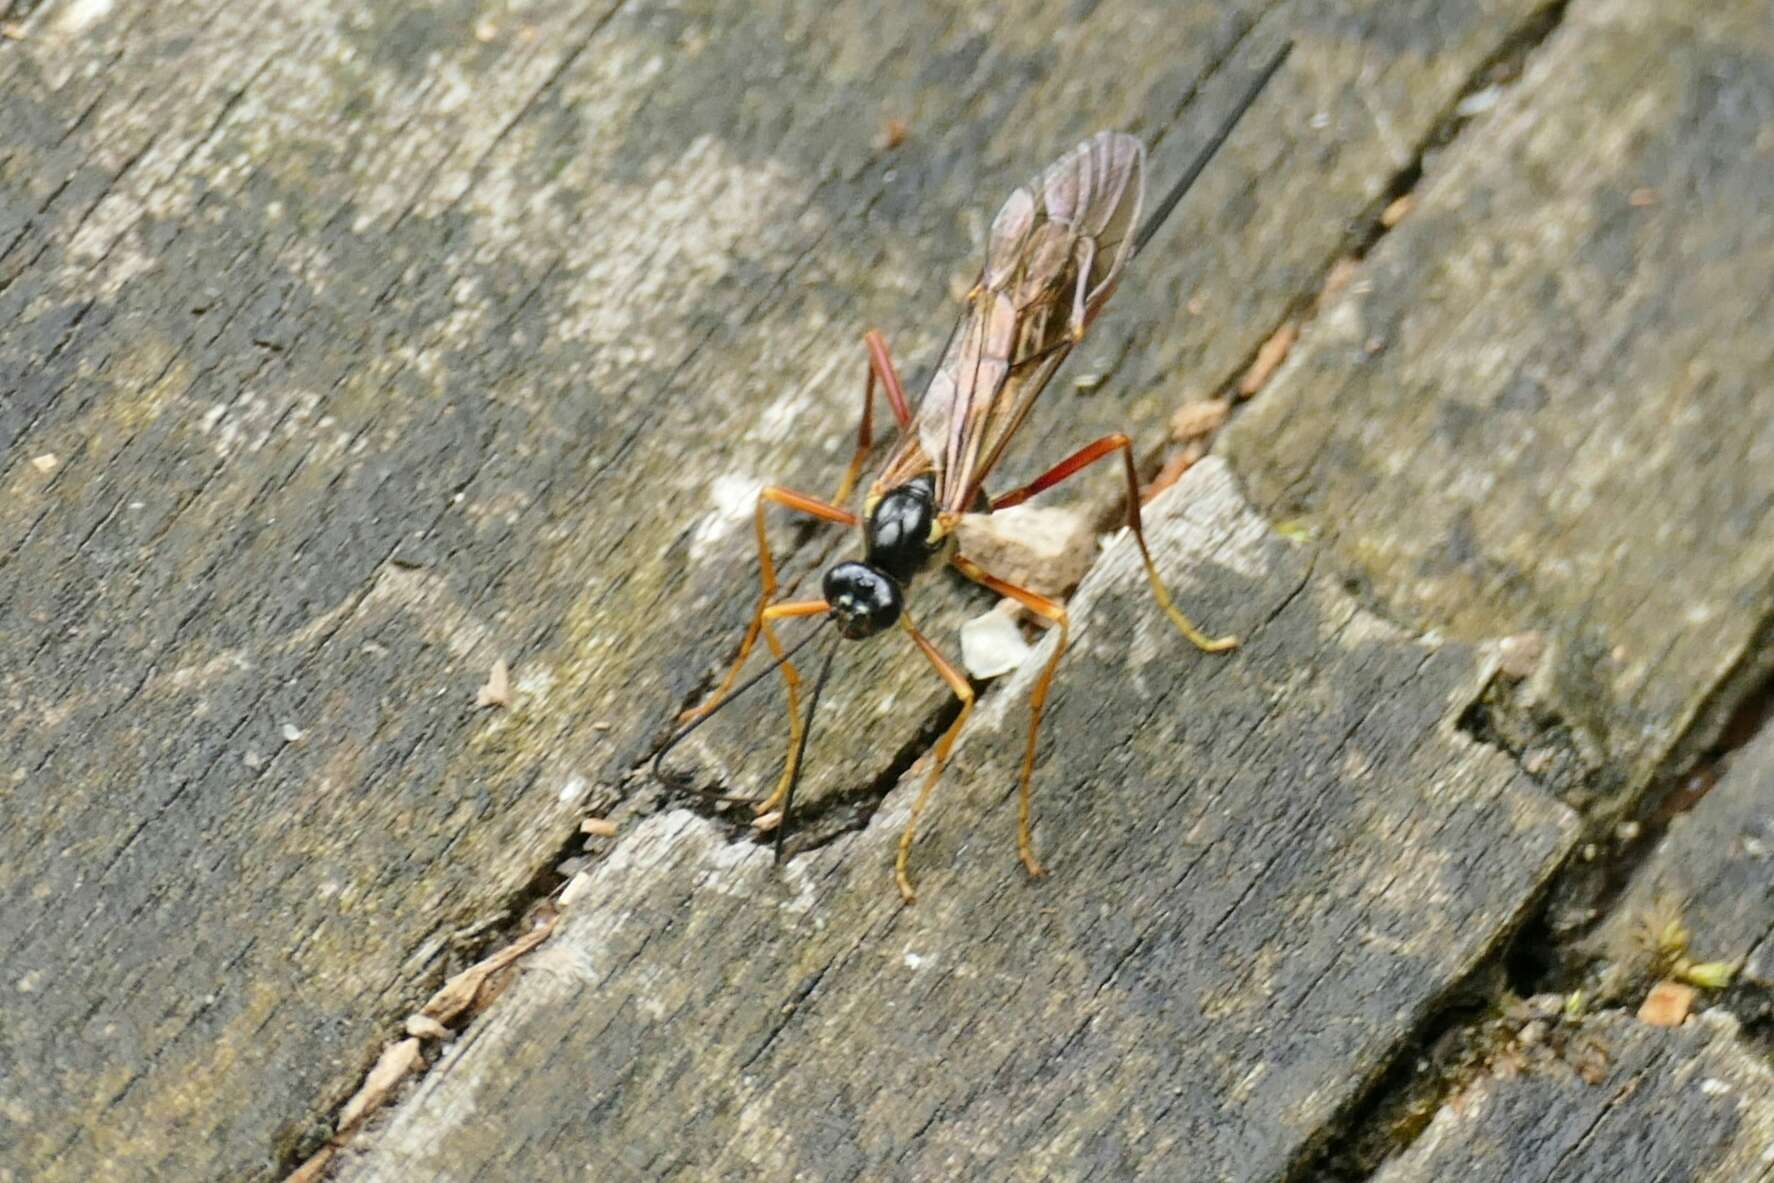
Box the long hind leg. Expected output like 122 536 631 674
894 614 975 905
950 555 1067 878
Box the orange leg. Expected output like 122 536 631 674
950 555 1065 880
680 488 853 811
991 432 1237 653
895 613 976 905
832 330 916 508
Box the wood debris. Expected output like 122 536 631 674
954 505 1094 598
1142 442 1207 505
1170 397 1229 442
419 913 557 1026
476 659 511 708
1637 979 1695 1027
339 1037 425 1133
877 117 910 151
1380 193 1415 228
1496 632 1546 679
960 599 1034 680
404 1014 451 1041
1239 322 1297 397
580 816 618 838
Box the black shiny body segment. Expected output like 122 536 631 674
823 561 902 640
865 473 942 585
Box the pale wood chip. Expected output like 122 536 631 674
419 914 557 1025
476 659 511 708
337 1038 425 1133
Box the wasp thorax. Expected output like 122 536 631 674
824 561 901 640
866 474 940 585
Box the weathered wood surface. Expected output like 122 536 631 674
330 459 1576 1181
0 1 1577 1179
1224 0 1774 819
2 0 1772 1179
1373 1013 1774 1183
1585 724 1774 1002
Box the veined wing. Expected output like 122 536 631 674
872 132 1147 517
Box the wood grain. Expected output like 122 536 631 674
330 460 1576 1181
1373 1013 1774 1183
1224 0 1774 813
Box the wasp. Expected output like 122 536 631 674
658 44 1291 902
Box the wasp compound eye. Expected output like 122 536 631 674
823 561 901 640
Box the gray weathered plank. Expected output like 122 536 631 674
0 1 1560 1177
331 460 1577 1181
1372 1012 1774 1183
1586 725 1774 1000
1223 0 1774 811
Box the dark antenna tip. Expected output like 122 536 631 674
651 621 828 799
772 631 842 865
1133 38 1295 258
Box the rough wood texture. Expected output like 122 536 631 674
1373 1013 1774 1183
1587 725 1774 996
0 2 1570 1178
1223 0 1774 809
329 460 1576 1181
6 0 1772 1178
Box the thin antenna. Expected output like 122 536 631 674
652 622 828 797
773 631 841 864
1133 40 1294 258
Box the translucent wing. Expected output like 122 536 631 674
872 132 1146 516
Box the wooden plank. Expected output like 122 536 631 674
1586 725 1774 1002
330 460 1577 1181
1223 0 1774 811
0 1 1562 1178
1372 1012 1774 1183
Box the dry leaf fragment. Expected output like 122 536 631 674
1380 193 1415 227
477 659 511 708
419 914 557 1025
1637 979 1695 1027
337 1038 424 1133
1239 322 1296 397
580 816 618 838
1170 397 1230 442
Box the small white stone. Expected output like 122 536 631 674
960 601 1033 680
